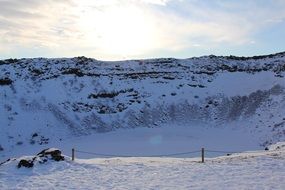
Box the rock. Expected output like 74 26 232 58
37 148 64 161
16 141 23 145
18 159 34 168
0 145 4 151
17 148 64 169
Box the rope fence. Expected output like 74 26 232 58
74 150 201 158
71 148 241 163
205 149 240 154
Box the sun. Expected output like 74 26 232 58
75 2 158 58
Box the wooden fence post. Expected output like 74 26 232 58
72 148 75 161
201 148 205 163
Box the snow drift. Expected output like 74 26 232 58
1 143 285 190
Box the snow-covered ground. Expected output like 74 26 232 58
1 53 285 159
1 142 285 190
1 53 285 189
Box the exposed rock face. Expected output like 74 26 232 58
17 148 64 168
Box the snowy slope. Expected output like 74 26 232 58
1 52 285 161
1 143 285 190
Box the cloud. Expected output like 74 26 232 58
0 0 78 47
139 0 172 6
148 0 285 50
0 0 285 59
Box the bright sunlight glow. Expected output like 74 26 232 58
75 2 159 58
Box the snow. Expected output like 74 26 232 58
0 123 261 161
1 55 285 161
1 54 285 189
207 71 282 97
1 143 285 190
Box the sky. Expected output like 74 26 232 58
0 0 285 60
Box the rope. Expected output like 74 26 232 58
74 149 201 158
205 150 239 154
73 148 242 159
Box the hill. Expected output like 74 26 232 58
0 52 285 160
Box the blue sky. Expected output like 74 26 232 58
0 0 284 60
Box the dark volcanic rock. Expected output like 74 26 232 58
18 159 34 168
0 78 13 86
37 148 65 161
17 148 64 169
